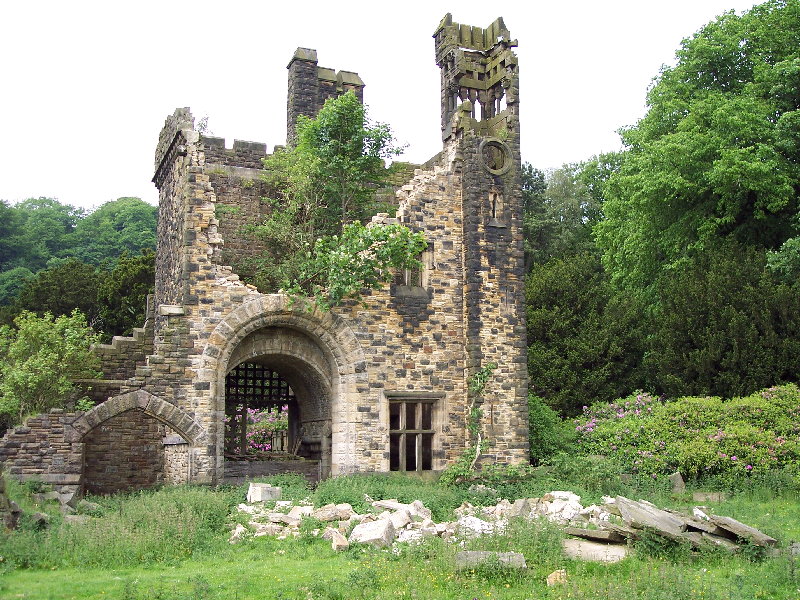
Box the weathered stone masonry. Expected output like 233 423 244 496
0 15 529 495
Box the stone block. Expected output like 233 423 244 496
247 483 281 503
349 519 396 548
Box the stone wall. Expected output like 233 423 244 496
92 325 155 381
223 459 320 485
0 410 83 495
82 409 165 495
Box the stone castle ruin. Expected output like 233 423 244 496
0 14 529 498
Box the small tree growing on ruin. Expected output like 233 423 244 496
242 91 426 309
0 310 100 430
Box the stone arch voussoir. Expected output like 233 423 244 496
202 294 366 382
70 390 208 446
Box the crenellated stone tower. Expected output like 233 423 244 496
433 14 528 465
0 17 529 495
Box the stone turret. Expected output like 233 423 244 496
286 47 365 142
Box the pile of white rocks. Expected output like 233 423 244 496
231 484 615 557
233 483 780 566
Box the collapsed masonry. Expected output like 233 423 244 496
0 14 529 496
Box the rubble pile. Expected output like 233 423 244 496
232 484 779 562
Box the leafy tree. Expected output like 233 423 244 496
646 241 800 399
65 197 157 267
523 162 605 267
6 198 84 273
97 249 155 338
243 92 425 307
0 267 34 307
0 310 100 429
596 0 800 294
12 259 105 327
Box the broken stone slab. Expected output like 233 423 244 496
708 515 778 547
247 483 281 503
253 522 284 537
288 505 313 520
668 471 686 493
397 529 426 544
701 532 739 552
388 509 411 530
692 491 727 503
371 499 431 520
311 504 340 522
508 498 531 519
349 519 396 548
615 496 686 537
564 526 625 543
454 551 527 570
600 522 641 541
330 529 349 551
229 523 248 543
562 538 629 563
456 515 497 537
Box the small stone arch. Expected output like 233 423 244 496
70 389 207 445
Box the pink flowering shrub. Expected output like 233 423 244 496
226 405 289 454
574 384 800 481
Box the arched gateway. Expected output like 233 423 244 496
200 296 366 482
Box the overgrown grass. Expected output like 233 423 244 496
2 469 799 599
1 484 237 570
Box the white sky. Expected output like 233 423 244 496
0 0 759 210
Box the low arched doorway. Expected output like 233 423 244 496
222 326 334 483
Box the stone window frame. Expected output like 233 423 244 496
393 242 434 297
385 391 445 472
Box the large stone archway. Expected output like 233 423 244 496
199 294 367 481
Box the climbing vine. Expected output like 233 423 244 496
439 362 497 485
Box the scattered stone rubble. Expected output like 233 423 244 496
232 484 780 563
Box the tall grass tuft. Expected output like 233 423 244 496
1 485 233 570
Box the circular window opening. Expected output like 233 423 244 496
479 139 512 176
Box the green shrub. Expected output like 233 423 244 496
573 384 800 484
528 393 574 465
313 473 464 521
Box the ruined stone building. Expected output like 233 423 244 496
0 15 529 496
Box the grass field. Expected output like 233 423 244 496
2 472 799 600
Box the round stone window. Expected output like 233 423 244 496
479 139 512 176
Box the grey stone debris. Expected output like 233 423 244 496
668 471 686 493
454 551 527 570
562 538 629 563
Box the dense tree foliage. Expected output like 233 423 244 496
646 242 800 399
242 92 425 307
0 198 157 338
596 0 800 294
97 250 156 338
525 1 800 415
526 252 646 415
0 310 100 429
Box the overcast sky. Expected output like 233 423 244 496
1 0 759 210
